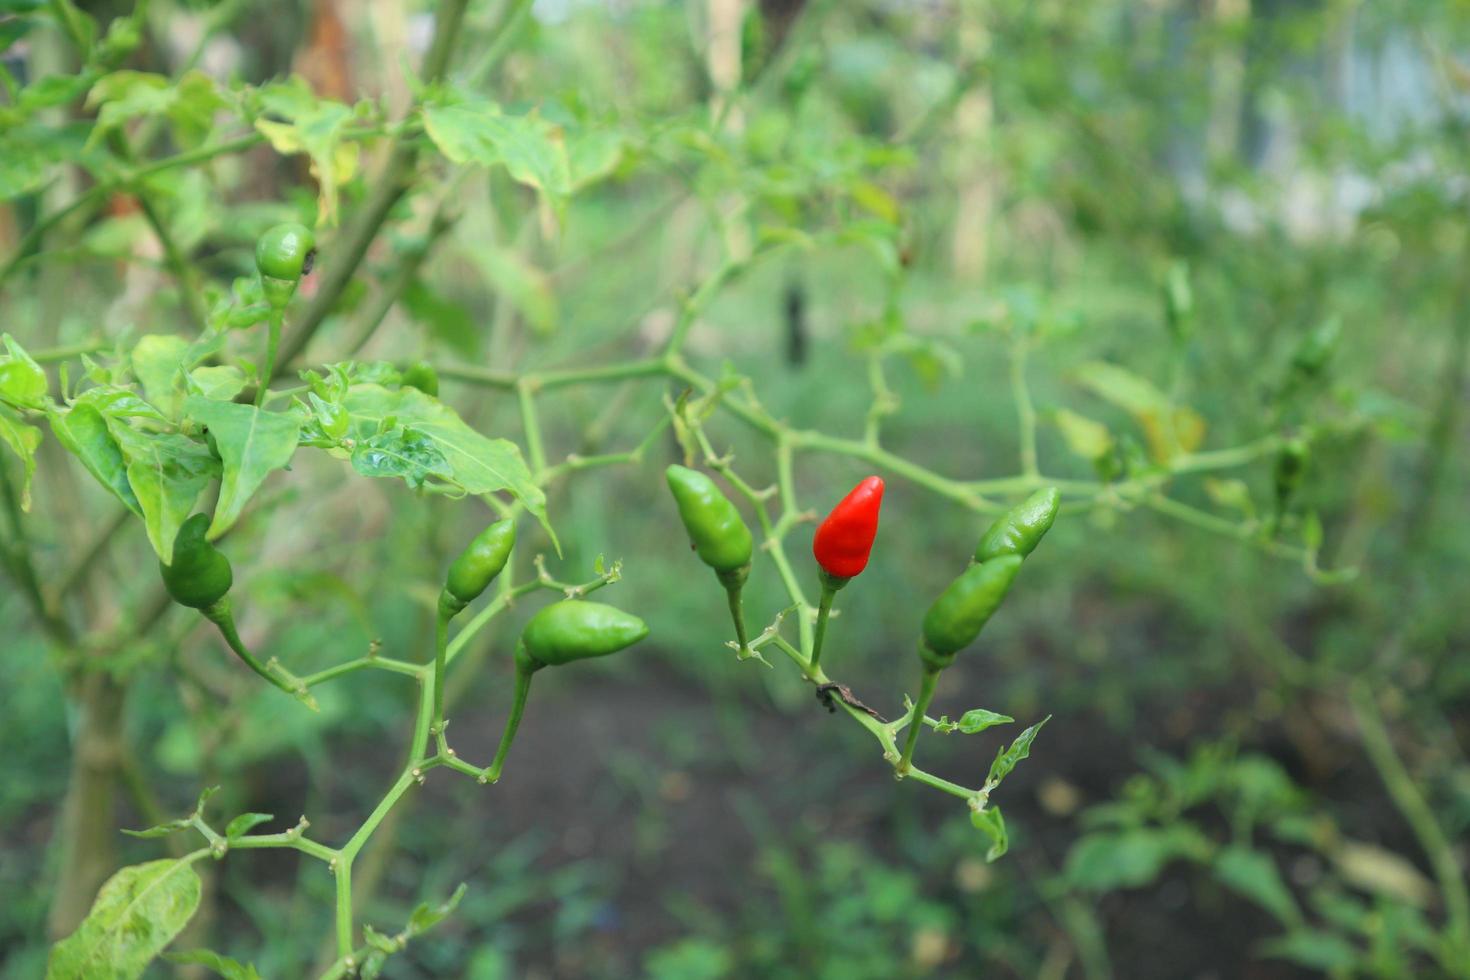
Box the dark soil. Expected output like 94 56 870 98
216 647 1438 980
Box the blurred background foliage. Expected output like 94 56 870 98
2 0 1469 977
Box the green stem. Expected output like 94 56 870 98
765 635 972 800
1010 336 1039 478
725 583 750 655
899 669 941 773
487 664 534 782
336 195 459 361
203 601 292 694
517 382 547 475
432 602 452 750
809 579 839 674
464 0 534 86
0 461 75 646
302 655 422 688
105 129 209 328
333 856 353 958
256 309 284 407
29 337 110 364
231 831 337 863
1350 681 1470 964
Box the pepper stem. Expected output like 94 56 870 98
898 667 941 774
204 600 317 710
809 572 848 674
725 583 750 655
255 308 284 407
487 659 534 782
432 594 455 752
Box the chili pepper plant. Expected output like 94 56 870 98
0 2 1362 976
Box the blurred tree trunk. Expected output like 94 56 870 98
293 0 355 103
369 0 413 114
706 0 751 260
949 13 992 279
706 0 744 125
1205 0 1249 162
46 675 124 938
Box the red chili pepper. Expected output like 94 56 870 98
813 476 885 580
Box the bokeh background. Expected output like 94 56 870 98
3 1 1469 977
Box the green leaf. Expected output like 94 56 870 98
188 366 247 402
45 0 97 57
0 333 47 409
86 71 169 141
0 122 94 200
566 127 625 191
106 423 217 561
406 882 467 935
356 884 466 979
986 716 1048 788
1260 930 1359 971
363 925 397 953
164 949 262 980
120 817 192 840
0 407 42 510
224 812 274 840
48 403 142 516
130 334 192 419
957 708 1014 734
350 425 452 488
182 397 301 540
73 385 170 424
931 707 1014 734
46 858 203 980
1214 845 1301 925
970 805 1008 861
423 99 571 199
342 384 551 539
1065 825 1211 891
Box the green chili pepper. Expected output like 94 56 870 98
899 555 1024 772
666 464 756 656
433 518 517 744
517 599 649 670
442 519 516 615
1163 260 1193 344
1272 437 1308 527
160 513 315 709
159 513 232 610
1290 318 1341 381
487 600 648 781
255 222 316 309
920 555 1023 671
973 488 1060 563
665 465 753 582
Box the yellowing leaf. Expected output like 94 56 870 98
1053 408 1112 460
1075 361 1205 462
1333 840 1435 907
46 858 202 980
